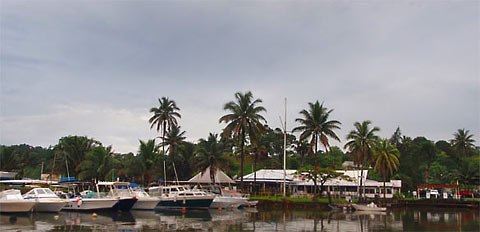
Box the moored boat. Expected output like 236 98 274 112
0 189 36 213
97 182 138 211
211 190 248 209
23 188 68 212
148 185 215 209
352 202 387 211
62 197 118 211
130 187 160 210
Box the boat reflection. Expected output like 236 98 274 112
0 207 478 231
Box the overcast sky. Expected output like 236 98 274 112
1 0 478 153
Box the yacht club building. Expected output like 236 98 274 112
240 169 402 199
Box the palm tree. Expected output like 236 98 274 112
177 142 196 180
161 125 186 183
294 139 309 166
219 91 267 191
251 134 268 192
293 101 341 198
149 97 181 184
293 101 341 166
373 139 400 202
195 133 228 184
344 121 379 202
450 129 475 156
78 146 117 181
54 136 99 177
421 140 436 184
138 139 160 186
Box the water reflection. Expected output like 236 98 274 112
0 207 478 231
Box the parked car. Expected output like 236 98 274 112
429 189 439 198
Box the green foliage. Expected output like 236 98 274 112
78 146 117 181
219 91 267 189
195 133 229 184
450 129 476 156
293 101 341 167
54 136 100 177
137 139 161 185
0 146 18 171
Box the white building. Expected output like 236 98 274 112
240 169 402 199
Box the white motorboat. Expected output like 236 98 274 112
148 185 215 209
55 188 119 211
0 189 36 213
62 196 118 211
352 202 387 211
130 187 161 210
23 188 68 212
210 190 248 209
97 182 138 211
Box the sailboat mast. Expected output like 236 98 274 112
283 98 287 198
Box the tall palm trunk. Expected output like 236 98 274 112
383 173 386 203
163 122 167 186
314 134 318 199
359 163 364 202
210 167 216 185
314 134 318 166
254 151 257 194
240 130 245 192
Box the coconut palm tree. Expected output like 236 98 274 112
294 139 310 166
195 133 228 184
149 97 181 184
293 101 341 198
293 101 341 166
344 121 379 202
55 136 99 177
250 134 268 191
78 146 117 181
138 139 160 186
373 139 400 202
219 91 267 191
161 125 186 183
450 129 475 156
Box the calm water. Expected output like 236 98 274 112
0 207 478 231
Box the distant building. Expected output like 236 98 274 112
342 161 361 170
240 169 402 199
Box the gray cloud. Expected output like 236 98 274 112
1 1 478 153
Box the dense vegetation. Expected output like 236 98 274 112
1 92 478 195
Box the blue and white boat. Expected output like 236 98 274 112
96 182 138 211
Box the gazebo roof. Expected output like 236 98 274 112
187 166 235 184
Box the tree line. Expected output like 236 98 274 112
1 91 478 195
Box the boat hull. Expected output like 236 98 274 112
112 198 137 211
351 203 387 211
63 198 118 211
210 197 247 209
33 199 68 212
157 198 213 209
132 198 161 210
210 200 234 209
0 200 36 213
